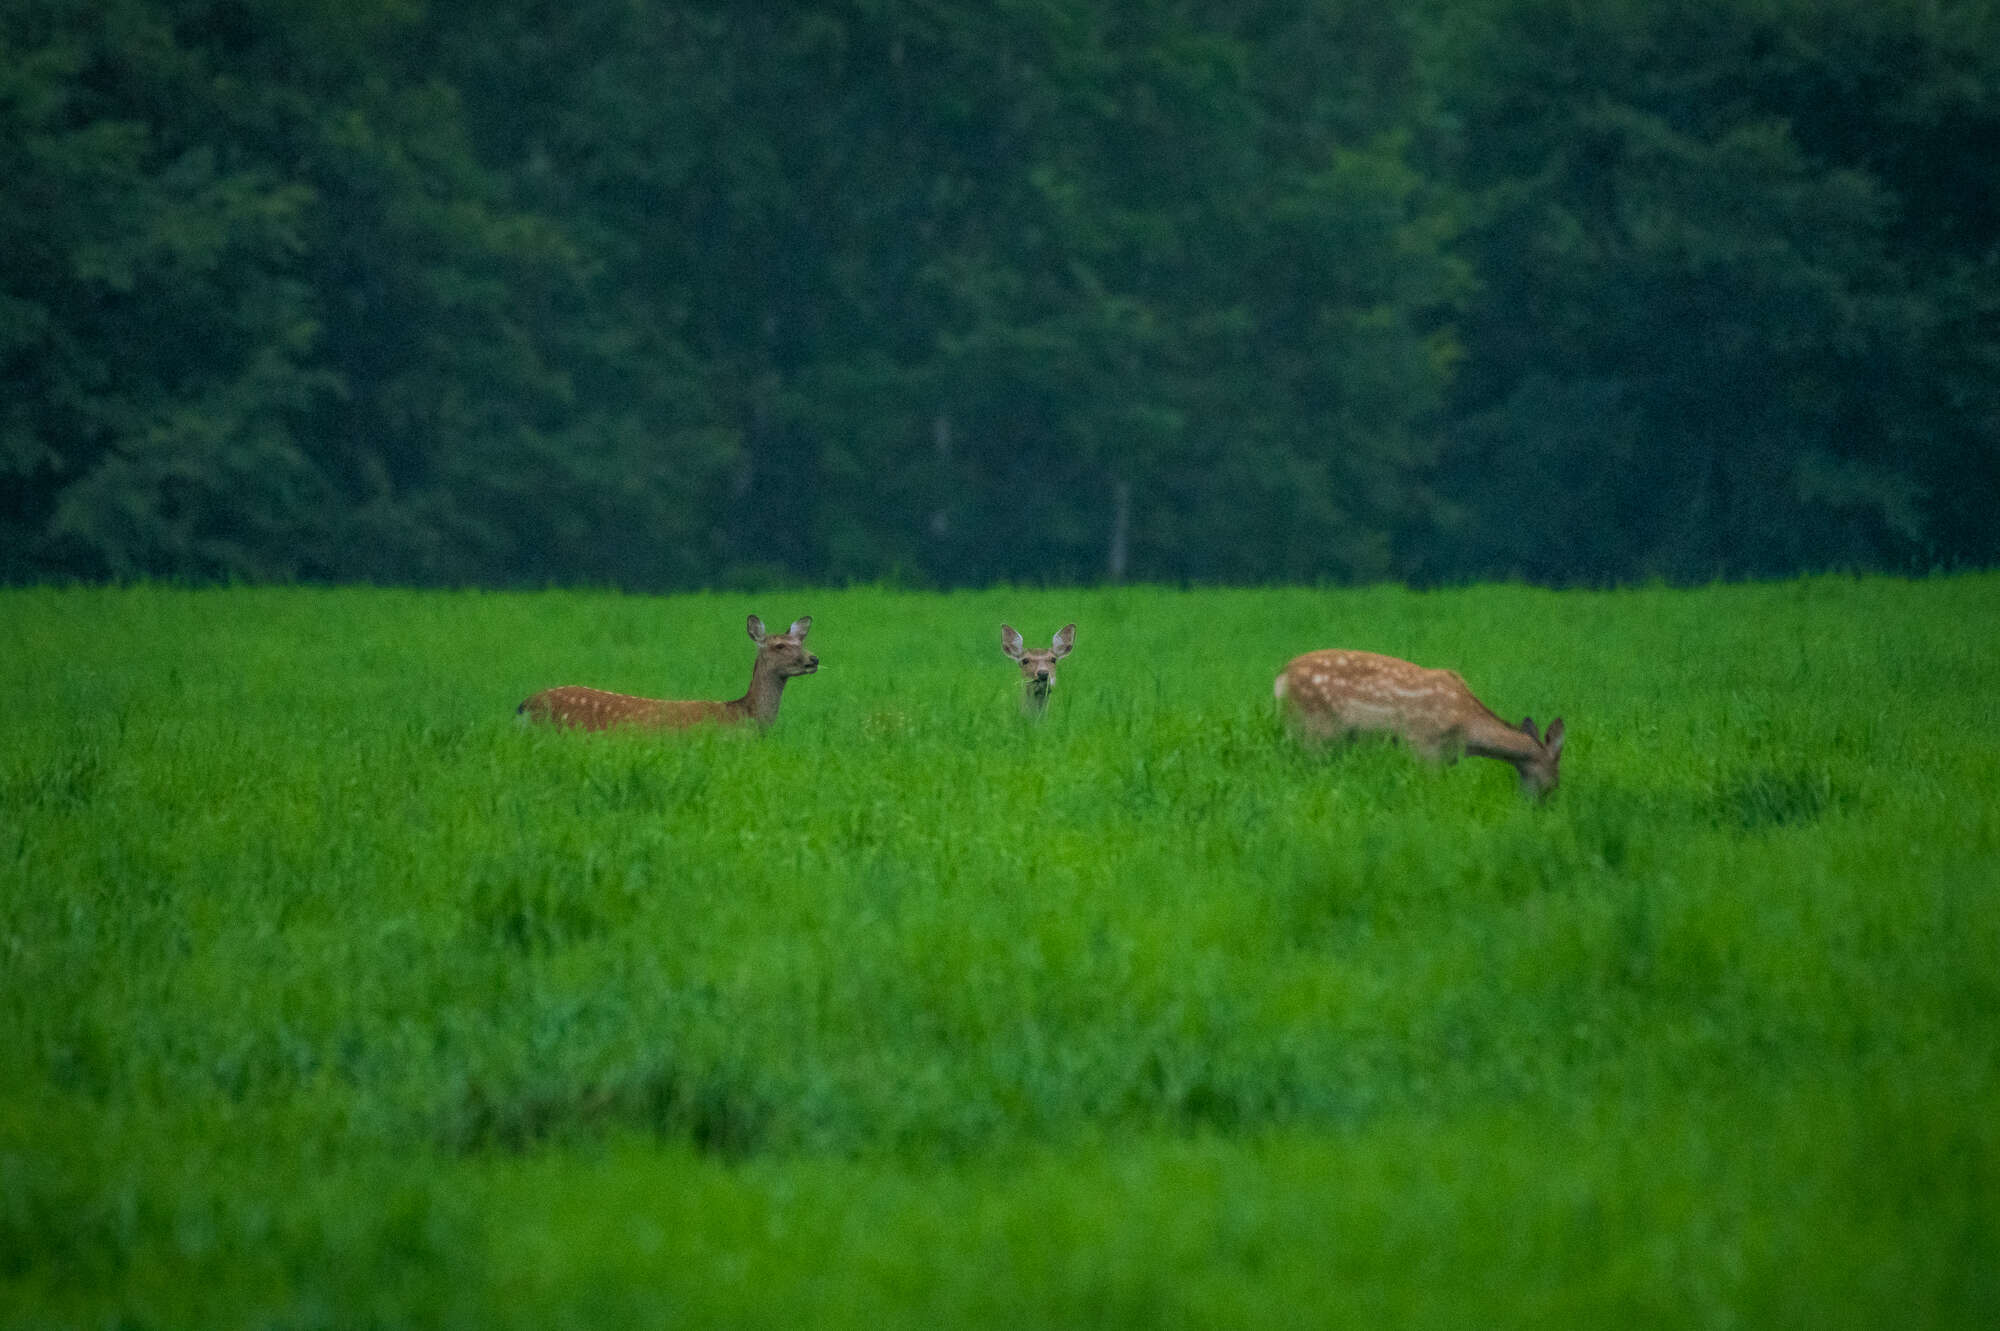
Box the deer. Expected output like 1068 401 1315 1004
1001 623 1076 716
1274 648 1566 799
517 615 818 732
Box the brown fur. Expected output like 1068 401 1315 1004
1275 648 1566 799
519 614 818 732
1001 623 1076 716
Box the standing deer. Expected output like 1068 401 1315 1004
1274 649 1566 799
1001 623 1076 716
518 615 818 732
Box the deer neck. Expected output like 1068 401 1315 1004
1462 711 1542 772
731 654 788 726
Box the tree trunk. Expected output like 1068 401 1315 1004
1108 477 1131 583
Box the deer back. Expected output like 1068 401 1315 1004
1275 650 1482 744
518 686 740 732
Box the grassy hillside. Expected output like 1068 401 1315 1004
3 578 1997 1327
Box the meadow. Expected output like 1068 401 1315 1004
2 577 1997 1328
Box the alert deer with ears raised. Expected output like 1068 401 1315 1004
518 615 818 732
1001 623 1075 716
1275 649 1566 800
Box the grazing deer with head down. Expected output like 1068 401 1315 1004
1275 649 1566 800
518 615 818 732
1001 623 1075 716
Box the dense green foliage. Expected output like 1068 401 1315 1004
4 1 1995 587
3 579 1998 1325
3 3 1984 587
1431 0 2000 582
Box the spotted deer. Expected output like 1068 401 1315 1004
1001 623 1075 716
518 615 818 732
1274 649 1566 799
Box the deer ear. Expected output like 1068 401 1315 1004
1051 623 1076 657
1001 624 1025 660
747 615 767 643
1519 716 1540 743
1544 717 1566 759
788 616 811 638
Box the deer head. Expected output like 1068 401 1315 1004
747 614 818 679
1001 623 1075 713
1514 716 1567 800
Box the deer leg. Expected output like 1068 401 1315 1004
1288 709 1346 745
1411 730 1462 765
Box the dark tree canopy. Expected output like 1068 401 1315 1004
4 0 1995 587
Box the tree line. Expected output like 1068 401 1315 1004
4 0 1995 588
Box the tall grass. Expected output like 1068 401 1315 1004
3 578 1997 1327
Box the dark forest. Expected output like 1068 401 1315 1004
5 0 1995 588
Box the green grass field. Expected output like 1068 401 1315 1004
3 577 1997 1328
